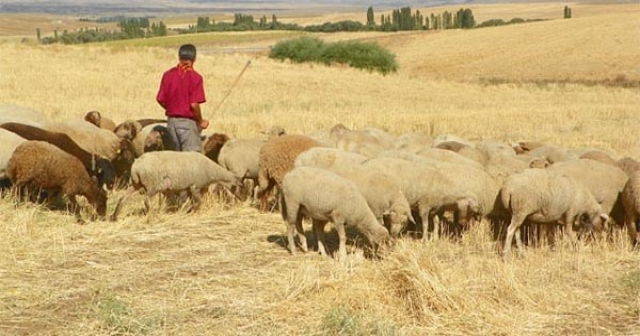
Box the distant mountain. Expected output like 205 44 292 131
0 0 569 15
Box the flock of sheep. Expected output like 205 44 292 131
1 104 639 260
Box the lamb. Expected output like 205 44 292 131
500 168 608 259
621 171 640 246
6 141 107 221
110 151 243 219
547 159 628 230
280 166 390 259
84 111 116 132
295 153 413 236
257 134 323 212
46 120 122 161
0 122 115 189
0 104 49 128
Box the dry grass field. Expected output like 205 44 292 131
1 3 639 335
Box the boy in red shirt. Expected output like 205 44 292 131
156 44 209 152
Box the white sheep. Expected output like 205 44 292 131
295 151 413 236
363 157 498 239
281 166 390 259
500 168 608 260
547 159 628 231
46 120 122 161
110 151 243 219
0 104 50 128
294 147 368 169
217 138 265 201
0 129 27 180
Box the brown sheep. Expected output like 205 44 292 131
84 110 116 132
512 141 546 155
257 134 323 212
0 122 115 189
7 141 107 221
202 133 231 162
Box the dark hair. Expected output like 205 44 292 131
178 44 197 61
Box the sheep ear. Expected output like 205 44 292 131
600 213 609 222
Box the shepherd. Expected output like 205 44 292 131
156 44 209 152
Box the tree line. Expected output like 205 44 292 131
39 17 168 44
36 6 564 45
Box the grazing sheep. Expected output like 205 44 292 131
0 104 49 128
216 138 266 201
525 145 577 164
500 169 608 259
393 131 432 154
295 154 413 236
257 134 323 212
617 157 640 177
110 151 243 219
0 122 115 189
547 159 628 230
84 111 116 132
46 120 122 161
363 157 498 239
621 171 640 246
475 140 516 159
6 141 107 221
415 148 484 168
261 125 286 138
281 166 390 258
114 120 143 141
294 147 368 169
131 123 174 157
361 127 395 149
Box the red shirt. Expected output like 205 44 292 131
156 65 206 119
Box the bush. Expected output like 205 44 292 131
269 36 325 64
269 36 398 75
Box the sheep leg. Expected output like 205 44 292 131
283 198 301 255
257 168 272 212
417 204 434 241
294 214 308 253
67 195 85 224
562 212 577 249
334 217 348 260
312 219 328 256
188 185 202 212
503 214 525 260
625 213 639 248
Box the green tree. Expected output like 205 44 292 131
366 6 375 26
36 28 41 41
564 6 572 19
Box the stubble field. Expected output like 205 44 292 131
0 3 639 335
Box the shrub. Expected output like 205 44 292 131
269 36 325 64
269 36 399 75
